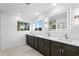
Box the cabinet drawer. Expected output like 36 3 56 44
51 41 63 47
44 39 51 44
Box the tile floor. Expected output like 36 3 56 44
0 45 43 56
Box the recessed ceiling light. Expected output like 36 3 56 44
52 3 56 6
18 13 22 16
35 12 39 15
25 3 30 5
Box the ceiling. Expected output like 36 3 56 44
0 3 52 20
0 3 79 20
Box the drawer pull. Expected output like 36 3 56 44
62 49 64 54
59 48 62 53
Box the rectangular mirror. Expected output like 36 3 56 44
48 9 70 31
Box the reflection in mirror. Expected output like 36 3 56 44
48 9 68 31
48 19 56 29
34 20 43 31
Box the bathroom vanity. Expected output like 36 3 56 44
26 34 79 56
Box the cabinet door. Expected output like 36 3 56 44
33 37 38 50
63 44 79 56
63 49 79 56
37 38 44 54
51 41 62 56
29 36 33 47
26 35 30 45
43 39 51 56
51 46 62 56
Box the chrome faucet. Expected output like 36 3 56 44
64 34 69 39
47 32 50 37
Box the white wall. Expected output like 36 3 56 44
1 12 31 49
0 12 1 49
0 3 51 49
32 3 79 41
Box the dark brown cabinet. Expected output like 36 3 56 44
51 41 63 56
26 35 30 45
26 35 29 45
43 39 51 56
51 45 62 56
33 36 38 49
63 49 78 56
37 38 44 54
26 35 33 47
26 35 79 56
29 36 33 47
37 38 51 56
63 44 79 56
51 41 79 56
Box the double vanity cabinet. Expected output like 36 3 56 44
26 34 79 56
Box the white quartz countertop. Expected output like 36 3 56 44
27 34 79 47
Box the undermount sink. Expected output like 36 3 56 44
36 34 49 38
58 38 73 42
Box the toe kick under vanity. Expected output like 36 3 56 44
26 34 79 56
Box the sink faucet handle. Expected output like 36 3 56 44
46 32 50 36
64 34 69 39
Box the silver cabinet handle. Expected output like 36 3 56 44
62 49 64 54
59 48 62 53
